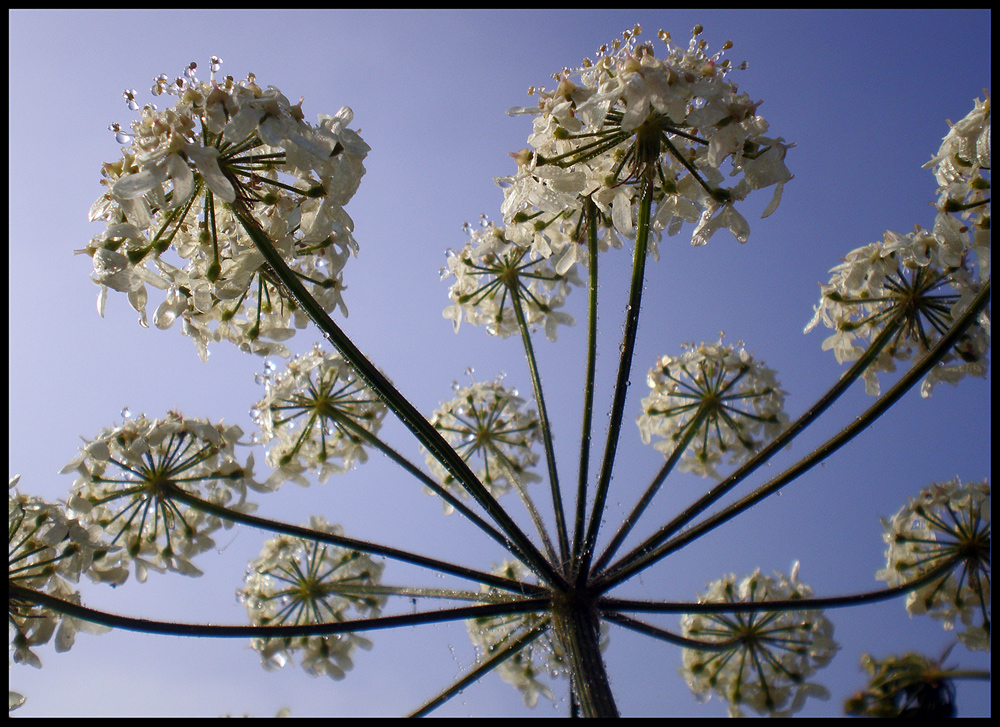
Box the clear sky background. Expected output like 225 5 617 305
9 9 990 717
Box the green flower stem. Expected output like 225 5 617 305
317 583 519 603
325 410 532 563
595 280 990 591
509 283 570 567
944 670 992 681
598 555 963 616
164 483 545 597
489 442 560 566
232 204 564 590
577 171 654 585
603 611 742 651
591 407 708 575
572 200 600 562
408 618 552 717
9 581 550 639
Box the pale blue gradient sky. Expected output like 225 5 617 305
9 9 990 717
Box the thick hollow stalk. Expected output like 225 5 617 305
552 594 620 718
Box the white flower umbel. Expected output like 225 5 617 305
501 24 792 254
9 486 113 669
238 517 384 680
83 58 368 360
680 563 838 717
61 411 259 582
252 345 387 488
425 377 541 508
877 478 991 651
925 97 991 234
637 340 786 478
804 228 989 397
442 218 578 341
467 561 565 708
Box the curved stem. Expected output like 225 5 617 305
577 171 654 584
166 483 545 596
573 200 600 561
599 556 963 615
232 204 564 590
11 582 550 638
595 280 990 591
509 283 570 567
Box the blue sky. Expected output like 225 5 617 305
8 9 990 717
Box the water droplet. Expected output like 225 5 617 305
120 406 132 419
122 89 140 111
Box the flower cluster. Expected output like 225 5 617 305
637 340 786 477
9 478 113 671
252 345 387 488
806 97 990 397
82 58 369 360
680 563 838 717
425 377 540 508
499 24 792 265
238 517 385 680
845 649 958 718
442 218 578 341
466 561 566 708
61 411 259 582
804 226 989 397
925 96 991 282
877 478 990 651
